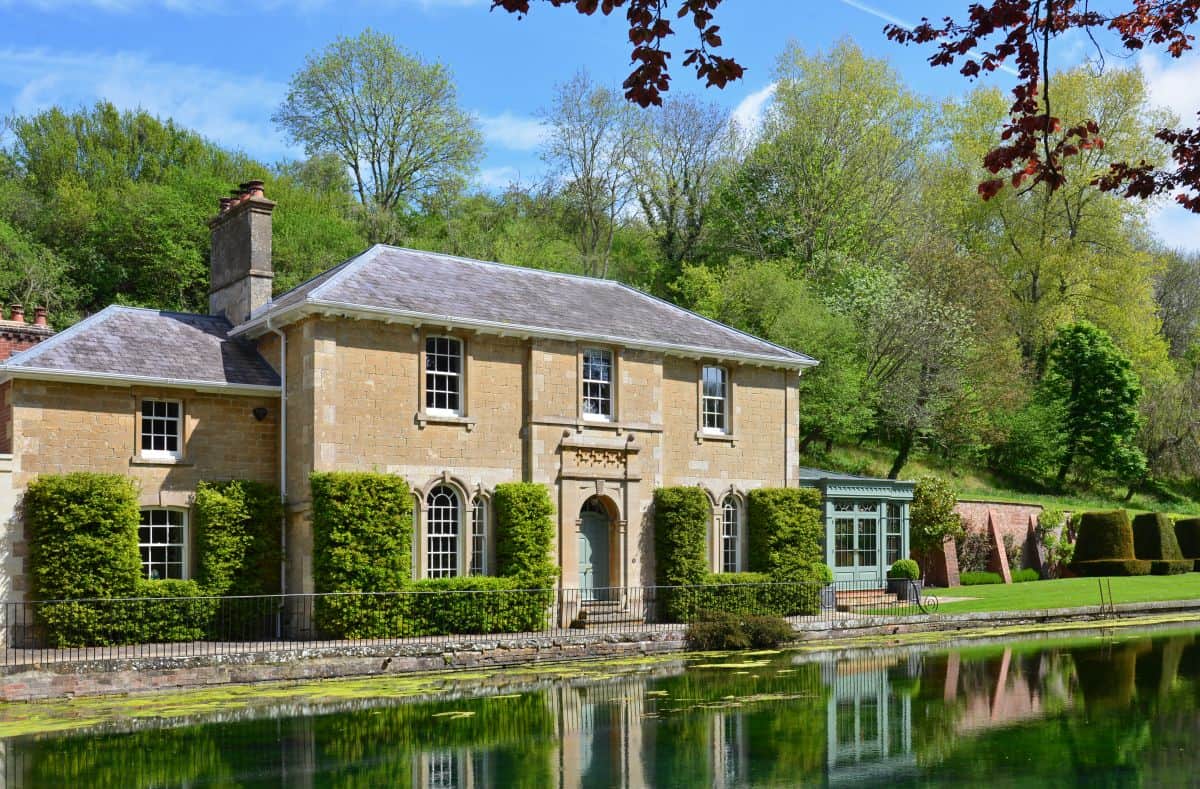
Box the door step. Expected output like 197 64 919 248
835 589 902 612
572 600 646 629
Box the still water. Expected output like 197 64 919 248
5 626 1200 786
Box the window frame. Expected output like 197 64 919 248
138 507 188 580
700 365 730 436
138 398 184 461
470 495 488 576
422 334 466 418
580 346 616 423
720 495 741 573
424 484 463 579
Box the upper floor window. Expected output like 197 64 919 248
582 348 613 421
701 366 729 434
139 508 186 580
426 485 461 578
140 400 182 459
721 496 740 573
425 336 463 416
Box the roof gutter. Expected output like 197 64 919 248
234 300 820 371
0 367 281 396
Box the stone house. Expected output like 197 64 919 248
0 182 911 602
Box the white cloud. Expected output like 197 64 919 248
1140 50 1200 124
730 82 776 138
474 166 523 190
1150 202 1200 253
478 112 547 152
0 47 294 161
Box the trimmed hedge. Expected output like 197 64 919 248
1012 568 1041 582
1072 559 1152 577
194 480 283 596
746 488 823 578
36 579 214 648
652 487 710 588
1174 517 1200 564
25 472 142 602
405 577 553 636
493 483 558 587
668 572 819 621
1132 512 1185 560
1073 510 1135 563
960 571 1004 586
888 559 920 580
311 472 414 638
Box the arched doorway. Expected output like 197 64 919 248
578 497 614 600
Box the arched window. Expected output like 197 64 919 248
426 485 460 578
470 496 487 576
721 497 740 573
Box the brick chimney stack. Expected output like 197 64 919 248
0 305 53 361
208 179 275 325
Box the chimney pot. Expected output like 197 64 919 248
33 307 47 327
9 304 24 324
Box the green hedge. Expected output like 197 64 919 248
25 472 142 602
1072 559 1152 577
1150 559 1193 575
1132 512 1186 562
405 577 552 636
665 572 819 622
652 487 709 588
746 488 823 578
960 571 1004 586
1174 517 1200 563
1012 568 1041 582
1073 510 1136 563
194 480 282 596
36 579 214 648
493 483 557 587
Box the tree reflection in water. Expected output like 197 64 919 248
6 627 1200 786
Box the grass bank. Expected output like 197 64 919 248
933 574 1200 614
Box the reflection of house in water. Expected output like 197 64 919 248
555 681 649 788
821 655 918 786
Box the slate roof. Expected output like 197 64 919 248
251 246 816 367
1 306 280 389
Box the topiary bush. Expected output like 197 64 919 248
1131 512 1192 575
493 483 558 587
1073 510 1135 563
1174 517 1200 571
960 571 1004 586
746 488 823 578
311 472 413 638
194 480 283 597
888 559 920 580
653 487 710 587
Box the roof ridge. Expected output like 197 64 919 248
309 245 389 303
611 281 816 363
1 305 120 368
369 245 627 288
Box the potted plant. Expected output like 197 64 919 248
887 559 922 603
815 562 836 610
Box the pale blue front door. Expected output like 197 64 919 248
579 508 610 600
832 503 883 584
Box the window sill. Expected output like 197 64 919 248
130 456 193 467
416 412 477 431
695 430 737 445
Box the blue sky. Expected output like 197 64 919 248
2 0 1198 250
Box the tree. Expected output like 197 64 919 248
273 29 482 217
909 475 965 580
885 1 1200 212
490 0 742 106
1041 322 1146 485
631 95 735 294
540 71 640 278
1154 248 1200 358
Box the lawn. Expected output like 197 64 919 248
932 574 1200 614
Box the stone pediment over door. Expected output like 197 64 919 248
559 433 642 482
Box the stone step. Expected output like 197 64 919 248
835 590 902 611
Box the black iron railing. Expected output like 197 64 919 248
0 579 937 668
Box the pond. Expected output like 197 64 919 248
4 624 1200 786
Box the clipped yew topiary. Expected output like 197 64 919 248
746 487 823 578
653 487 710 588
493 482 558 587
194 480 283 597
1174 517 1200 571
1131 512 1192 575
1071 510 1151 577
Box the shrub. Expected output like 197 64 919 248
194 480 283 597
669 572 819 621
493 483 558 587
960 571 1004 586
746 488 823 578
1073 510 1135 563
1037 508 1074 579
652 487 710 588
1132 512 1185 561
37 579 215 648
1012 568 1041 582
1174 517 1200 558
813 562 834 585
311 472 413 638
1072 559 1152 577
1150 560 1193 576
1002 533 1022 571
684 609 794 651
888 559 920 580
955 529 991 573
405 576 552 636
910 476 965 559
24 472 142 602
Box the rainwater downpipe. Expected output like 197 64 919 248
268 317 288 608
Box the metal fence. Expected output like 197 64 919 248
0 579 936 668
